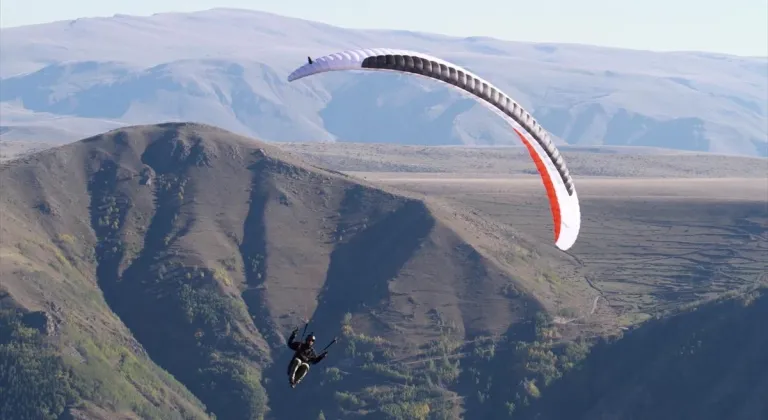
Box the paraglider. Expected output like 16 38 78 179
286 323 337 388
287 48 581 250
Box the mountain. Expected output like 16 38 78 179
0 122 586 419
1 122 766 419
1 8 766 156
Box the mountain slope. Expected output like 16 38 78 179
1 122 591 419
2 122 767 419
515 287 768 420
1 8 766 156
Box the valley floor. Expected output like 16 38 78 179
351 173 768 324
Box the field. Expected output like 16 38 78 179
281 142 768 178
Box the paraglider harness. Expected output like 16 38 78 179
287 322 337 387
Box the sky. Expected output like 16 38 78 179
1 0 767 57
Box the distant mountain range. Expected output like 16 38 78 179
1 8 766 156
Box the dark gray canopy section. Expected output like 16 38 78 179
360 53 574 196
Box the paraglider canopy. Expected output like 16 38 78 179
288 48 581 251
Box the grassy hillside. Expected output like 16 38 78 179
1 122 766 419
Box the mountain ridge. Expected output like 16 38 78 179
1 8 765 156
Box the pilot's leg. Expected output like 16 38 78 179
295 363 310 383
288 358 300 383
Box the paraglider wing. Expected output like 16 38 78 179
287 48 581 250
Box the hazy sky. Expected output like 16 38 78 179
2 0 767 56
